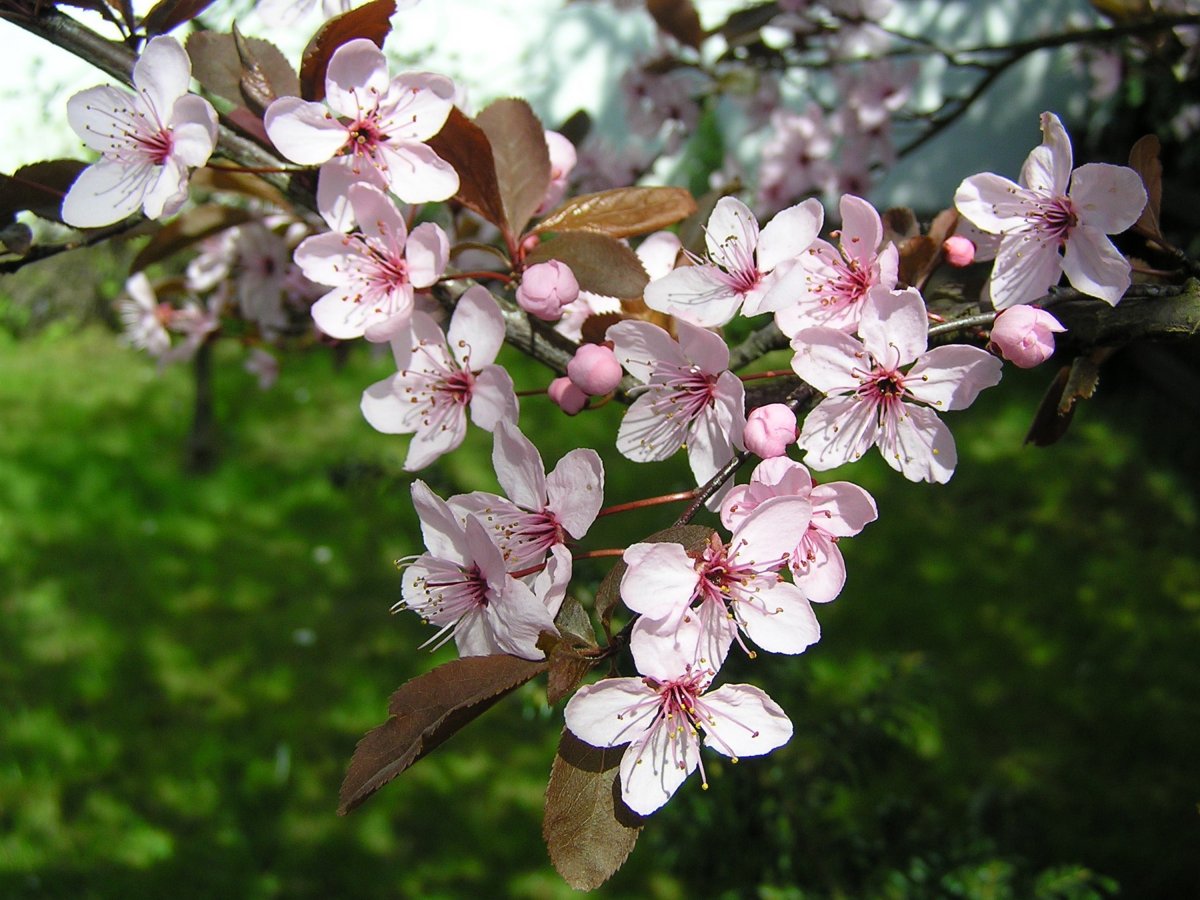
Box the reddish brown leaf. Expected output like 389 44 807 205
130 204 255 273
476 99 550 239
535 186 697 239
539 599 600 706
1024 350 1110 447
594 524 716 630
927 208 959 246
338 654 548 815
897 235 937 289
882 206 920 245
426 107 508 231
140 0 215 36
526 232 649 300
0 160 87 223
299 0 396 101
233 25 299 115
187 32 300 109
1025 365 1074 447
545 643 597 706
1128 134 1163 242
554 595 597 647
719 2 781 42
544 729 644 891
647 0 705 48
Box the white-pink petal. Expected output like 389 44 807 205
545 449 604 539
858 287 927 367
889 403 957 483
905 344 1003 411
492 420 547 512
756 197 823 273
264 97 348 165
621 542 699 621
449 286 505 369
1069 163 1146 235
700 685 793 758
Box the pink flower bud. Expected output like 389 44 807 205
942 235 976 267
516 260 580 321
567 343 622 396
989 306 1066 368
548 376 588 415
744 403 798 459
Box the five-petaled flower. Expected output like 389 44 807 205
296 182 448 342
360 286 518 470
63 35 218 227
954 111 1147 309
768 193 899 336
643 196 822 327
451 420 604 570
397 481 566 660
791 287 1003 483
264 38 459 230
607 319 746 496
621 495 821 669
564 623 793 816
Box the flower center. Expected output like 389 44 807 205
1031 195 1079 246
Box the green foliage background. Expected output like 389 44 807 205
1 292 1198 897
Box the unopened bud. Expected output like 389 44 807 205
989 306 1065 368
942 235 976 268
548 376 588 415
744 403 797 458
516 260 579 321
567 343 622 395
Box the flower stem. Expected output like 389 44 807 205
597 491 697 518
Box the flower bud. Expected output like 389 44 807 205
516 260 579 321
567 343 622 396
548 376 588 415
744 403 798 459
942 235 976 267
989 305 1065 368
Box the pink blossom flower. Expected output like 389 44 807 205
536 130 577 215
450 420 604 569
769 194 899 335
263 39 458 229
643 196 822 327
989 306 1065 368
954 111 1147 309
360 286 518 470
245 348 280 390
118 273 172 357
397 480 564 660
63 36 217 227
296 183 448 342
791 287 1003 483
758 104 836 216
743 404 797 459
607 319 746 493
621 497 821 668
721 457 877 603
516 260 579 321
564 623 793 816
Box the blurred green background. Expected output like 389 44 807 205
1 249 1199 899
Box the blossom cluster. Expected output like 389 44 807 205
67 18 1152 846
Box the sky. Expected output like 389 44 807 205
1 0 1093 208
